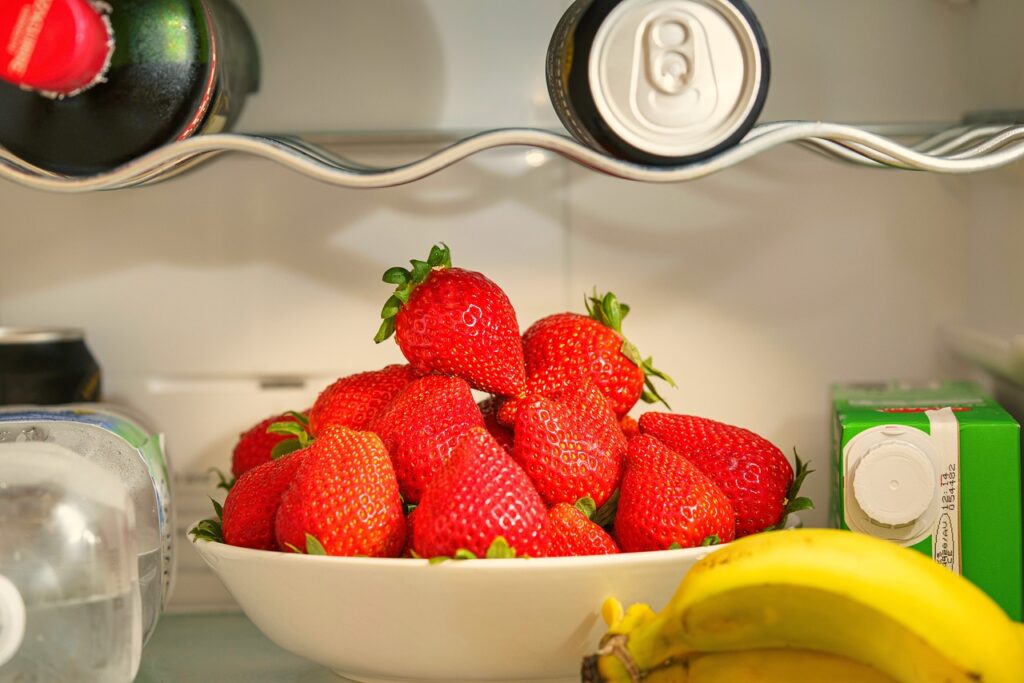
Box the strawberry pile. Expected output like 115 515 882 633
192 245 812 559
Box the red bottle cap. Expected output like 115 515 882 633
0 0 113 95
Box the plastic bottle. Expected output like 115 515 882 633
0 405 173 647
0 442 141 682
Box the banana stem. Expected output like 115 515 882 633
585 611 696 682
582 635 641 682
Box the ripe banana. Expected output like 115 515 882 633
626 649 898 683
584 529 1024 683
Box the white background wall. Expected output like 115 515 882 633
1 0 1020 609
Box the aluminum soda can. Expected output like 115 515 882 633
547 0 770 165
0 328 102 405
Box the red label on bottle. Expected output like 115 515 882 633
4 0 53 77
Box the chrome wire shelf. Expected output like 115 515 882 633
2 120 1023 192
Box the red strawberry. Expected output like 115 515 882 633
620 415 640 439
412 427 548 559
374 244 526 397
512 382 625 508
275 426 406 557
222 449 308 550
308 364 419 435
545 499 620 557
638 413 807 537
231 412 306 478
616 435 735 552
478 396 514 452
555 378 629 458
512 291 674 420
368 374 484 504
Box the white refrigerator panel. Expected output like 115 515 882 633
0 0 1021 609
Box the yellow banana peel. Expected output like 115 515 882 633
583 529 1024 683
639 649 898 683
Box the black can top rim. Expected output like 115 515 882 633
0 328 85 345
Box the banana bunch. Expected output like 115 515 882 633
583 529 1024 683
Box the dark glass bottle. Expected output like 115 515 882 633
0 0 260 176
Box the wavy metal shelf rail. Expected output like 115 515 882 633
1 121 1023 192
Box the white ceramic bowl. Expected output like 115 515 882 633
189 528 718 683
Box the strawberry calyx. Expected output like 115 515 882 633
423 536 523 563
190 519 223 543
283 534 329 555
209 466 235 492
585 290 631 335
591 488 620 529
305 533 328 555
586 290 677 409
667 535 720 551
267 411 312 459
189 496 225 543
374 243 452 344
772 451 815 531
574 496 598 520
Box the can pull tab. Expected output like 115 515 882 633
635 10 718 129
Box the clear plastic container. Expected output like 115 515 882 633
0 442 141 682
0 405 172 644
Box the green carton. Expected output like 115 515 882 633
832 381 1022 620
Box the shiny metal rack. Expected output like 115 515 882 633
2 120 1023 192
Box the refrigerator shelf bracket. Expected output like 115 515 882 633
1 120 1023 192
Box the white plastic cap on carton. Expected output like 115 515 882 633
0 574 25 667
852 441 936 527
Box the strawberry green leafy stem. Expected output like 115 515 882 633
771 451 815 531
190 519 223 543
592 489 619 529
190 496 225 543
267 413 313 460
305 534 328 555
209 467 235 492
375 243 452 344
667 535 719 551
585 290 676 409
575 496 598 519
283 534 330 556
425 537 521 564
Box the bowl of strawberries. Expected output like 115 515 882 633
189 245 810 682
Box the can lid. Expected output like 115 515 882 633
0 0 114 96
0 575 25 667
0 327 85 345
588 0 766 159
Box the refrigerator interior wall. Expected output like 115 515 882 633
962 1 1024 334
0 0 1021 610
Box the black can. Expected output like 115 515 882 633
0 328 102 405
547 0 770 166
